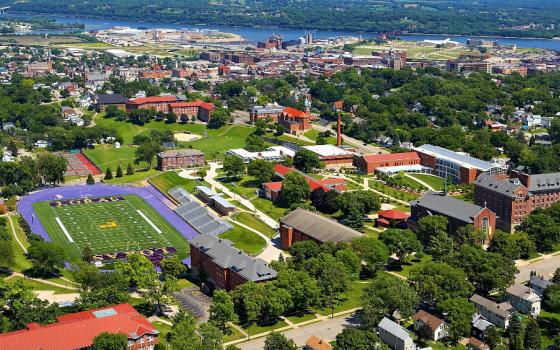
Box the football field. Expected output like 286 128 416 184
32 195 189 261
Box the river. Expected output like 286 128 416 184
2 13 560 51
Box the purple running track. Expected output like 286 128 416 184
16 184 199 243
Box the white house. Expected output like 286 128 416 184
413 310 448 341
506 284 541 317
378 317 415 350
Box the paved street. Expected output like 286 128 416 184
515 253 560 283
236 314 358 350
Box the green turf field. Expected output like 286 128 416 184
32 195 189 261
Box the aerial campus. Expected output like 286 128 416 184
1 1 560 350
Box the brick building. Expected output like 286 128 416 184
279 208 362 250
354 152 421 174
474 172 560 232
189 234 277 291
126 96 177 113
249 104 285 123
157 149 205 171
415 144 506 184
279 107 312 134
0 303 159 350
410 191 497 242
169 100 216 122
95 93 129 112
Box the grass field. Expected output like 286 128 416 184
6 276 75 295
233 212 277 238
352 40 472 60
32 195 189 261
407 173 445 191
149 171 209 194
218 223 267 256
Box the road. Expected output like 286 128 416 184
236 314 357 350
515 253 560 283
312 123 387 155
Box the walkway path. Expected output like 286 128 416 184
404 173 436 192
227 218 282 263
205 162 278 229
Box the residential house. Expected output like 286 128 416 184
413 310 448 341
529 275 554 297
471 314 495 341
505 284 541 317
305 336 333 350
378 317 416 350
469 294 513 329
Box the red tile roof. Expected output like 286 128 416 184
378 209 410 220
273 163 293 177
128 96 177 105
0 303 158 350
413 310 444 332
361 151 420 163
283 106 308 118
263 181 283 191
169 100 216 111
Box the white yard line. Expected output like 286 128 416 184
55 217 74 243
136 210 162 234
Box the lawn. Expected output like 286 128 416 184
152 321 173 349
286 313 318 324
221 175 260 199
149 171 209 194
251 197 288 221
6 276 75 294
393 254 433 279
316 280 370 316
242 320 288 336
407 173 445 191
218 223 267 256
369 178 420 202
187 125 255 155
83 144 146 172
6 216 32 273
105 168 159 184
224 326 245 342
233 212 277 238
32 194 189 261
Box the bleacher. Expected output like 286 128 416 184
169 187 232 236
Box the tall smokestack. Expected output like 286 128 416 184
337 113 342 147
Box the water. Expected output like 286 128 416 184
2 13 560 50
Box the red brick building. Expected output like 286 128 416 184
157 149 205 171
354 152 421 174
410 192 497 243
474 172 560 232
249 104 285 123
279 107 312 134
126 96 177 113
189 234 277 291
95 93 129 113
279 208 362 250
0 304 159 350
169 100 216 122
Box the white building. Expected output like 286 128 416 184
506 284 541 317
226 146 295 163
378 317 415 350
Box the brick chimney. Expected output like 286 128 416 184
337 113 342 147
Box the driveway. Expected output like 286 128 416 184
515 253 560 283
236 314 358 350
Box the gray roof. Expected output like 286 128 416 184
211 195 235 209
527 173 560 193
415 144 497 171
158 149 204 158
378 317 412 341
530 275 554 290
196 186 217 197
474 175 522 199
190 234 277 282
470 294 512 319
411 192 485 224
506 284 541 302
280 208 362 243
472 314 493 332
96 93 129 105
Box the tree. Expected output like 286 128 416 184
92 332 128 350
168 311 199 350
519 211 560 252
231 281 265 324
86 173 95 185
36 153 67 185
134 142 162 169
281 172 310 206
143 276 180 315
73 263 129 310
293 149 323 173
81 246 94 263
209 290 238 333
360 274 419 329
335 249 361 280
379 229 422 263
160 257 186 279
104 167 113 180
247 159 274 184
289 240 320 266
523 317 541 350
508 315 524 350
351 236 389 276
27 241 65 277
115 164 123 178
416 215 448 246
437 297 476 341
223 155 245 179
409 261 474 304
335 328 388 350
126 163 134 175
485 326 501 349
272 269 320 314
245 134 266 152
264 332 297 350
310 188 339 214
544 284 560 312
427 230 455 261
552 268 560 284
0 241 14 268
115 253 155 288
197 168 207 180
208 108 231 129
198 322 223 350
